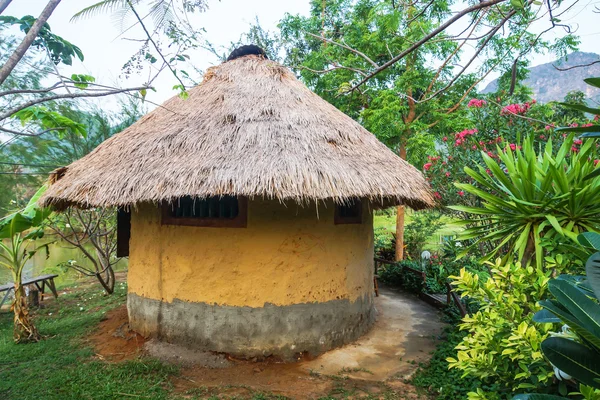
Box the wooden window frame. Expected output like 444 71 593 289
334 200 363 225
161 196 248 228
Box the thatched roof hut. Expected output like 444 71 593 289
39 51 433 210
41 46 433 359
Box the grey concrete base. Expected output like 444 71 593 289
127 293 375 359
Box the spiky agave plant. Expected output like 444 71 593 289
450 134 600 269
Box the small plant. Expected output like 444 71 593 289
451 134 600 269
0 186 50 343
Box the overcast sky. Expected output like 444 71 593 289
3 0 600 110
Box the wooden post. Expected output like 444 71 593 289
27 289 39 308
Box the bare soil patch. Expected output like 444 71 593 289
88 304 146 362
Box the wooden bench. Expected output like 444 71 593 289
0 274 59 308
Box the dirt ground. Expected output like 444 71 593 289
88 286 444 399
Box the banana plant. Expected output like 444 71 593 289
0 186 51 343
450 134 600 269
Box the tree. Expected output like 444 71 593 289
48 208 119 294
279 0 474 259
0 186 50 343
0 99 144 214
278 0 580 260
0 0 209 142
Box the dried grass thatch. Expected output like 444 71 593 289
40 54 434 210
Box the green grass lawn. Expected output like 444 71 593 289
0 282 181 400
373 210 464 253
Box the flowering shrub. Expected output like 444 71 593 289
423 94 599 208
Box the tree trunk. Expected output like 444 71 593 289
96 264 115 294
395 205 405 261
0 0 13 15
12 275 40 343
0 0 62 86
395 121 411 261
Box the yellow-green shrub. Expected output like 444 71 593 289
447 260 555 396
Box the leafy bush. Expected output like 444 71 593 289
404 210 444 260
448 260 555 396
374 226 395 261
378 260 423 291
412 326 501 400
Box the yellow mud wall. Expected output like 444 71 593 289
128 199 373 308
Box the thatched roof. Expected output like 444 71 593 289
40 49 434 210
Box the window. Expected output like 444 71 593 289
334 199 362 225
161 196 247 228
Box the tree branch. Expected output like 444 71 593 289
553 59 600 71
420 8 516 102
126 0 187 89
0 0 62 86
0 0 13 15
304 32 380 68
297 64 368 77
0 82 62 97
0 126 65 137
344 0 509 93
0 86 149 122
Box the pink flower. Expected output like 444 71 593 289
442 136 448 142
594 159 599 166
458 191 465 197
472 145 477 150
423 162 433 171
545 125 552 131
501 102 530 116
467 99 487 108
539 135 546 139
445 172 451 177
434 192 442 199
571 146 579 153
573 139 583 145
509 143 516 151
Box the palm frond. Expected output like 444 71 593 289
70 0 141 22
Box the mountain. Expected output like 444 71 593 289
482 52 600 103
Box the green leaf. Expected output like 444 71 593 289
533 308 561 323
578 232 600 250
545 215 563 236
542 337 600 389
556 126 600 133
557 102 600 115
584 77 600 89
549 279 600 340
0 213 33 239
586 251 600 300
